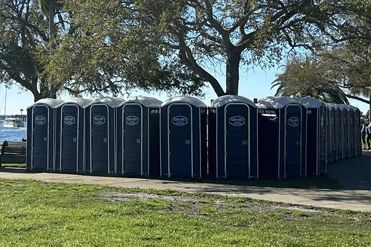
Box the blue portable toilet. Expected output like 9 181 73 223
340 105 348 159
299 97 327 176
325 104 336 163
349 105 361 158
160 96 207 178
85 97 124 175
27 98 64 171
256 105 279 179
347 105 356 158
208 95 258 179
55 99 92 173
116 96 162 177
334 105 342 161
258 97 307 179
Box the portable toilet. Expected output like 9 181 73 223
258 97 307 179
27 98 64 171
347 106 355 158
352 106 362 157
160 96 207 178
256 104 279 179
334 105 342 161
55 99 92 173
325 104 336 163
208 95 258 179
116 96 162 177
340 105 348 159
85 97 124 174
299 97 327 176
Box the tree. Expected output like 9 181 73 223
49 0 348 97
273 0 371 117
0 0 66 101
271 56 349 104
320 0 371 118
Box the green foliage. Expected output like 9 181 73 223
46 0 205 96
0 0 65 101
2 0 368 99
49 0 352 96
0 179 370 246
272 0 371 106
272 56 349 104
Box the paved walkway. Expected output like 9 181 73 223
0 152 370 212
327 150 371 190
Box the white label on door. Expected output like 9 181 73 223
229 116 245 127
171 116 188 126
64 116 76 126
34 116 46 126
93 115 106 126
288 117 300 128
126 115 139 126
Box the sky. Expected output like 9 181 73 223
0 66 369 115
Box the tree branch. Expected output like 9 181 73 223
203 0 232 49
175 29 225 96
345 94 370 104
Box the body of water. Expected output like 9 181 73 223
0 127 27 143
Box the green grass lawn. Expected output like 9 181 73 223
0 179 370 246
0 163 26 168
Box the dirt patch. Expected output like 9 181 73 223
98 191 208 215
98 191 326 218
99 191 203 203
276 206 322 213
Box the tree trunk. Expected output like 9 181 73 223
48 5 56 40
33 91 43 102
225 51 241 95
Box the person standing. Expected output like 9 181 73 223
361 120 367 149
367 121 371 150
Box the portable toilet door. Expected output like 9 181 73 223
56 99 92 173
283 103 306 178
86 97 124 174
209 95 258 179
257 97 306 179
160 96 207 178
256 105 280 180
299 97 327 176
117 96 162 177
27 98 64 171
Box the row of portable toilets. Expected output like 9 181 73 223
26 95 362 180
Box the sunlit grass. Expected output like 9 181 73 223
0 179 370 246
